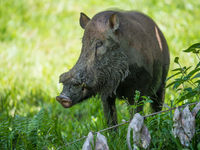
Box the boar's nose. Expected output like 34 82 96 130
56 95 67 101
56 95 72 108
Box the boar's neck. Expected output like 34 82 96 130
95 50 129 98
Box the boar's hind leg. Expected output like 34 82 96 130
151 65 169 112
101 96 118 126
151 83 165 112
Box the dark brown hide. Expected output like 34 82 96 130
57 10 170 126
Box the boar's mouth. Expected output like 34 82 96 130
56 95 73 108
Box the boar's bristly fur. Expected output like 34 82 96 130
57 10 170 126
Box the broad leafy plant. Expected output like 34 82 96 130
167 43 200 104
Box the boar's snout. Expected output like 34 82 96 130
56 95 72 108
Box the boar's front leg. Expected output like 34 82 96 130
101 95 118 126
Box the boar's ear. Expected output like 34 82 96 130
80 12 90 29
109 13 119 31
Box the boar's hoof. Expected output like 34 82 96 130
56 95 72 108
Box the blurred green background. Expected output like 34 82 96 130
0 0 200 149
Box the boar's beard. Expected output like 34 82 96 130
94 50 129 97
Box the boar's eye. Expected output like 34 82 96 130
95 41 103 49
71 79 81 86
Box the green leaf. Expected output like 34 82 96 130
146 100 153 103
183 66 192 73
195 61 200 69
197 143 200 150
187 68 200 78
174 57 179 64
191 72 200 79
183 87 193 92
195 80 200 84
166 72 182 81
166 78 184 89
183 43 200 53
176 88 182 91
172 68 182 72
177 91 197 103
194 50 200 53
182 76 190 81
173 80 183 89
166 80 177 88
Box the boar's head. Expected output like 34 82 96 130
56 11 129 108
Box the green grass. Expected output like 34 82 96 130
0 0 200 149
